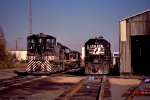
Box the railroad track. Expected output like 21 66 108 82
55 75 103 100
125 77 150 100
0 67 84 91
0 76 42 90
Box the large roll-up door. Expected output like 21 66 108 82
131 35 150 76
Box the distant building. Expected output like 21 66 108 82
81 47 85 67
11 50 27 61
81 47 85 60
111 52 119 66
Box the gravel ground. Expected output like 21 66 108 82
133 96 150 100
0 68 26 79
50 75 84 83
103 78 141 100
0 74 86 100
1 68 149 100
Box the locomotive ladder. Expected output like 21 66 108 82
26 60 53 72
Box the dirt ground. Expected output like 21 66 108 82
109 78 141 85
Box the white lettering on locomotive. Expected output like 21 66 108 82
89 45 105 54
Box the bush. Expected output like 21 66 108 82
0 26 26 69
0 51 26 69
0 60 26 69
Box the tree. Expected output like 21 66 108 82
0 26 6 58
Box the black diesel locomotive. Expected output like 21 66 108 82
83 36 111 74
26 33 80 74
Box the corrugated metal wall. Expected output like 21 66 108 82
120 10 150 75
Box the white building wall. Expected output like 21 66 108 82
81 47 85 60
11 51 27 61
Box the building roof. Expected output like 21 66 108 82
120 9 150 21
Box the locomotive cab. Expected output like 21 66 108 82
26 33 57 74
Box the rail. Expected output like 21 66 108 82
55 75 103 100
125 77 144 100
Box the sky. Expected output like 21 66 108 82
0 0 150 52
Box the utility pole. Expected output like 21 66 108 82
29 0 32 35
